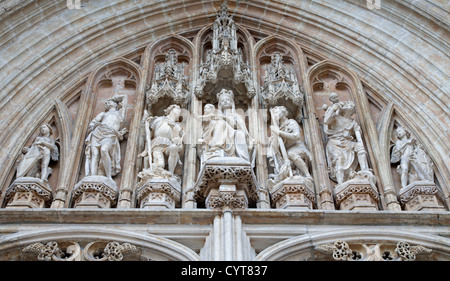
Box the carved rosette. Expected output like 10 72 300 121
315 240 432 261
84 241 138 261
72 176 118 209
5 177 52 208
22 241 137 261
22 241 81 261
194 157 259 210
398 181 446 211
270 178 316 210
136 178 181 209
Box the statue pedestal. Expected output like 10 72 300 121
269 177 315 210
72 176 118 209
335 178 379 211
5 177 52 208
136 177 181 209
398 181 446 211
194 157 258 210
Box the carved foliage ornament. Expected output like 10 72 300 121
22 241 137 261
315 240 432 261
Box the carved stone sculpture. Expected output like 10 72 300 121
391 126 445 211
84 96 128 179
73 96 128 208
199 89 254 163
195 3 255 98
136 104 184 209
322 92 379 210
22 241 81 261
192 89 258 210
267 106 315 209
5 123 59 208
147 49 189 105
261 52 304 106
315 240 432 261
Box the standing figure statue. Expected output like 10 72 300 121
85 96 128 179
139 104 184 179
201 89 253 162
323 92 370 185
391 126 434 189
268 106 312 184
16 123 59 181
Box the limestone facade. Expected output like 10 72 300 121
0 0 448 261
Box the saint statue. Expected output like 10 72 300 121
391 126 434 188
16 123 59 181
268 106 312 184
323 92 370 184
84 96 128 179
139 104 184 179
199 89 253 162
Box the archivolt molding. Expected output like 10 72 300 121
0 226 200 261
255 228 450 261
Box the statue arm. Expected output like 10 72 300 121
88 112 105 132
323 105 338 125
279 121 302 141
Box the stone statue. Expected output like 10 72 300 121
84 96 128 179
139 104 184 179
268 106 312 184
16 123 59 181
200 89 253 162
323 92 371 184
391 126 434 188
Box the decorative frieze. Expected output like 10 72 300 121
315 240 432 261
22 240 137 261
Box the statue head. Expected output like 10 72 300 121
217 89 235 112
329 92 339 104
340 100 356 117
164 104 182 120
395 126 409 139
271 106 289 122
105 97 121 111
39 123 53 137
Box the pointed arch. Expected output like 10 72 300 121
255 228 450 261
0 226 200 261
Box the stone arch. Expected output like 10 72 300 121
0 226 200 261
255 228 450 261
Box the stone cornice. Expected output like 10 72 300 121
0 209 447 226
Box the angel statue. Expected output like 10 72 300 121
391 126 434 189
16 123 59 182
